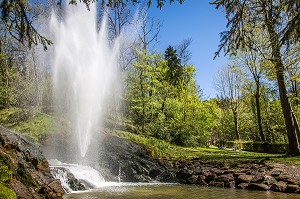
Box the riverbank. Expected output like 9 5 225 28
159 158 300 194
114 130 300 194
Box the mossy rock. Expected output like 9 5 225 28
0 165 12 183
0 154 12 169
0 166 16 199
0 183 16 199
16 164 36 187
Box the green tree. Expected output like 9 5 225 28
233 50 267 143
126 51 157 134
211 0 300 154
0 0 52 50
126 49 215 147
165 45 183 87
216 65 244 140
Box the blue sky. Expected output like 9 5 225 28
148 1 229 98
44 1 228 98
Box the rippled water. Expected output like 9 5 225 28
63 184 299 199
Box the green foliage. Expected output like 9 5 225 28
0 49 53 111
0 107 33 128
0 107 54 142
0 166 12 183
126 51 219 147
212 0 300 154
0 0 52 50
0 166 16 199
0 184 16 199
242 141 287 154
13 113 54 142
165 45 182 86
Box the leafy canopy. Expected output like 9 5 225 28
0 0 184 49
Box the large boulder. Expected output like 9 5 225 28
0 125 65 198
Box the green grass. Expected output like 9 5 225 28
0 107 33 128
112 130 300 166
0 107 54 142
13 113 54 142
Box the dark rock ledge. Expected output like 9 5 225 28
159 158 300 194
0 125 64 198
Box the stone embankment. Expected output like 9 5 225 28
0 125 64 198
162 158 300 194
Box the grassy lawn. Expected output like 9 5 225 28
112 130 300 166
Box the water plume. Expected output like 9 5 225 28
51 2 119 158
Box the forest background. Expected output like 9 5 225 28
0 0 299 155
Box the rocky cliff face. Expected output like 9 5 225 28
0 125 64 198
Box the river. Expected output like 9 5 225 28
63 183 298 199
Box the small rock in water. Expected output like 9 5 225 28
247 183 269 191
285 184 299 193
270 182 287 192
224 181 235 188
237 183 249 189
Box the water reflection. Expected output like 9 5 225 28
64 184 298 199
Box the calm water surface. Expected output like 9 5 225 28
64 184 299 199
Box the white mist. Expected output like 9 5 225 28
51 2 119 158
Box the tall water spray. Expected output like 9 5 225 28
51 3 119 158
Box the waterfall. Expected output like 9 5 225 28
49 159 106 193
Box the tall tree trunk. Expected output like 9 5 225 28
255 81 266 143
275 64 299 154
139 70 145 134
291 108 300 145
264 6 300 155
232 108 240 140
